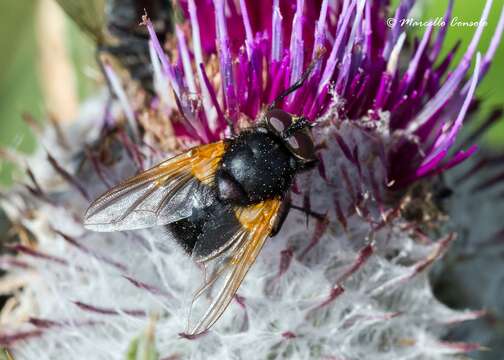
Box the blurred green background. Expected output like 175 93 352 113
0 0 503 185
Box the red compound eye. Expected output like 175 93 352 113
265 108 293 135
286 129 316 162
265 109 316 163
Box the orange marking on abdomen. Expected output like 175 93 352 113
190 141 226 184
234 199 281 232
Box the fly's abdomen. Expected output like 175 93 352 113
167 197 241 261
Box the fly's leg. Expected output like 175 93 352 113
270 196 326 237
289 204 325 221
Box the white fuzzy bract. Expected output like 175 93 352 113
0 97 478 359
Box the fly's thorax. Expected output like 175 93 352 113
216 131 298 205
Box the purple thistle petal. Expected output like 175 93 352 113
319 0 357 92
214 0 238 118
399 25 433 96
199 63 227 133
313 0 329 54
176 26 197 93
239 0 254 57
149 41 171 105
272 0 283 62
102 62 139 142
142 0 504 187
429 0 454 62
173 92 210 143
188 0 216 132
483 5 504 72
422 145 478 180
382 0 416 59
143 16 181 97
407 0 493 134
374 72 393 111
464 5 504 91
287 0 305 103
422 53 482 167
335 0 366 94
363 0 373 57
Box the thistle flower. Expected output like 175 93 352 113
1 0 503 359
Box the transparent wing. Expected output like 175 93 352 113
56 0 107 44
186 199 282 335
84 142 226 232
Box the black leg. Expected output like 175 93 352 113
270 196 327 237
290 204 326 221
270 197 291 237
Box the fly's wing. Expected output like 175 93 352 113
84 142 226 232
186 199 282 335
56 0 107 44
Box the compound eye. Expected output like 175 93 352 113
265 108 293 135
286 130 317 162
287 136 299 149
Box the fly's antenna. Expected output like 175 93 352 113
283 117 311 138
268 47 326 111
